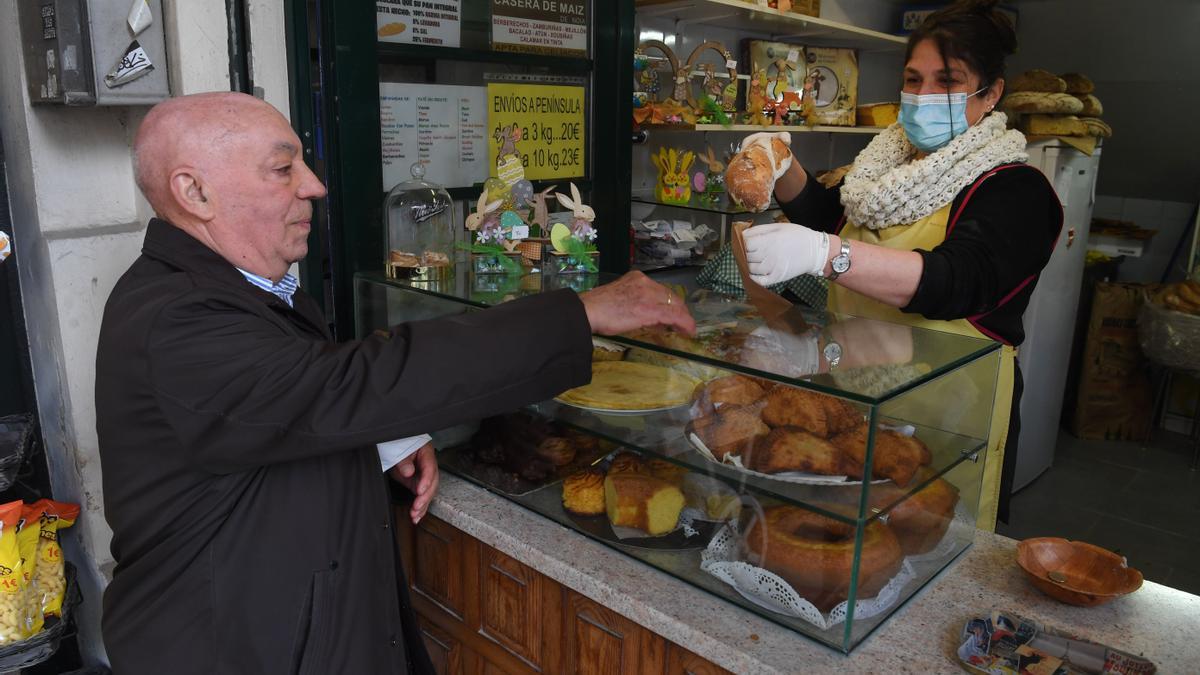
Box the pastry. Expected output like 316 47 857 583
1079 117 1112 138
1009 69 1067 93
686 403 770 460
745 427 848 475
647 459 688 486
724 136 792 212
534 437 576 466
1074 94 1103 117
1059 72 1094 95
388 250 421 267
760 387 862 438
691 374 767 416
591 337 626 362
607 451 648 475
874 471 960 556
855 102 899 127
558 361 700 411
1018 114 1090 137
562 469 606 516
603 473 686 535
1002 92 1084 115
744 506 903 612
832 425 929 486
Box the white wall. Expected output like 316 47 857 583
0 0 291 665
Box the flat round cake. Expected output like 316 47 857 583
558 362 700 411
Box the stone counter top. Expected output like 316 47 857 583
429 474 1198 673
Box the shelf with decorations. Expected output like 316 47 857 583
640 122 887 134
635 0 906 53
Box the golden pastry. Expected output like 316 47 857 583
562 469 605 516
760 387 862 438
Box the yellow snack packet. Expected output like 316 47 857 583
18 501 47 636
35 500 79 619
0 500 29 644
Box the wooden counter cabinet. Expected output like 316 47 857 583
396 508 731 675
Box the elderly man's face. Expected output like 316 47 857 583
206 108 326 277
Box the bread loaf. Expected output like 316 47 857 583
1075 94 1103 117
1010 69 1067 93
855 102 899 127
1003 92 1084 115
1079 117 1112 138
724 137 792 212
1060 73 1094 95
603 473 685 535
1019 114 1090 137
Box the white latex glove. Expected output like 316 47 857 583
739 131 793 181
742 222 830 286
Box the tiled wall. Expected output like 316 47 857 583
1092 195 1197 283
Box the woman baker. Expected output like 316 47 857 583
739 0 1062 530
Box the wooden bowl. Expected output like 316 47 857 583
1016 537 1143 607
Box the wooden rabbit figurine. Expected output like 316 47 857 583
696 146 725 203
651 147 695 205
465 189 504 243
529 184 557 237
555 183 597 242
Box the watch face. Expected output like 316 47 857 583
823 342 842 364
832 254 850 274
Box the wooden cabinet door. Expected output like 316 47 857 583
411 515 470 621
420 619 470 675
476 544 561 672
563 591 665 675
666 643 732 675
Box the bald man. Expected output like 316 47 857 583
95 92 693 674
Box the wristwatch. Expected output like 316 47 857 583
827 240 851 280
823 340 842 369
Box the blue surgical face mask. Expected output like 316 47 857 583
899 87 987 152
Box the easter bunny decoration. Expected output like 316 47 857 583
696 146 726 203
465 189 504 242
529 184 558 237
555 183 596 242
651 147 695 205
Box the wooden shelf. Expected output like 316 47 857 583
636 0 906 52
640 123 886 134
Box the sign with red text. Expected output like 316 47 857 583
490 0 587 57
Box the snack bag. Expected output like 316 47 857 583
18 501 47 636
35 500 79 618
0 500 29 644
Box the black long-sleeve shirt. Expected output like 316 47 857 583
780 164 1063 345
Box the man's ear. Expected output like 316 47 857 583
169 168 215 221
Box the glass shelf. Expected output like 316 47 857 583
356 269 1000 404
639 123 887 135
632 191 776 215
635 0 907 52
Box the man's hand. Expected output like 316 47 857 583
388 441 439 524
579 271 696 336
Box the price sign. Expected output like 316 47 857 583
487 83 586 181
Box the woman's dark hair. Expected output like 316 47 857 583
906 0 1018 91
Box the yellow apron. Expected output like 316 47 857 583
828 204 1015 532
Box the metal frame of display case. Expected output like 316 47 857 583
284 0 636 338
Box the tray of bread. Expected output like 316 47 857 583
560 450 722 550
441 412 612 496
685 374 935 486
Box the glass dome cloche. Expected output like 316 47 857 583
384 162 455 282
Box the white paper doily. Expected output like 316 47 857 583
700 521 916 630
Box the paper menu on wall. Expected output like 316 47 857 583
380 83 488 191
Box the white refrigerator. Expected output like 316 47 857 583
1014 140 1103 490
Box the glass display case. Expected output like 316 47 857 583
384 163 456 281
354 269 1001 653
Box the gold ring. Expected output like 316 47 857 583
666 294 674 305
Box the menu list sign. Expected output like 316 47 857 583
491 0 587 57
376 0 461 47
380 83 488 190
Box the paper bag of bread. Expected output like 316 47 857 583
34 500 78 618
0 501 29 644
724 132 792 212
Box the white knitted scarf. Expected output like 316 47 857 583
840 112 1028 230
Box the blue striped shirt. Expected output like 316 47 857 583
235 268 300 307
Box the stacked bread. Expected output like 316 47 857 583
1003 69 1111 139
